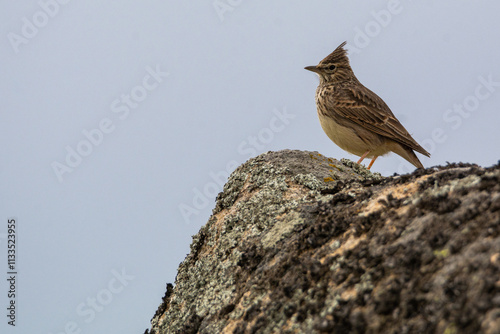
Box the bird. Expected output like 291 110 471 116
305 41 430 170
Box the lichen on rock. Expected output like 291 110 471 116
146 151 500 334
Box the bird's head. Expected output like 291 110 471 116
305 41 356 84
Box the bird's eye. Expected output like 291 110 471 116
328 65 336 70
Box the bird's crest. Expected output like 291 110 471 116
320 41 350 66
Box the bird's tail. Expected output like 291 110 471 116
390 142 425 169
401 147 425 169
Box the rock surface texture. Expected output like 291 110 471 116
145 150 500 334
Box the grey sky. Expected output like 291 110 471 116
1 1 499 333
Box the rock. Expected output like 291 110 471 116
145 150 500 334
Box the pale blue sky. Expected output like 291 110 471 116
1 1 500 333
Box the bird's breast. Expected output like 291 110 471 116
316 109 367 156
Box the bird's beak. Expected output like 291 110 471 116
304 65 320 73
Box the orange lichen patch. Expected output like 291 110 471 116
491 253 500 266
238 295 272 331
324 177 335 182
332 233 367 257
222 291 257 334
341 286 358 301
318 233 367 266
221 295 273 334
283 182 309 199
328 163 343 172
360 174 432 216
212 175 252 218
157 311 168 329
201 173 261 255
393 204 411 217
222 321 239 334
282 318 306 333
265 255 281 269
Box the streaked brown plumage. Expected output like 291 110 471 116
305 41 430 169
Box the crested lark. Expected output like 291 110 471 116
305 41 430 169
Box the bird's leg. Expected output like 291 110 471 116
357 150 371 164
367 156 378 170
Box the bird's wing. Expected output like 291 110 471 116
327 84 430 157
